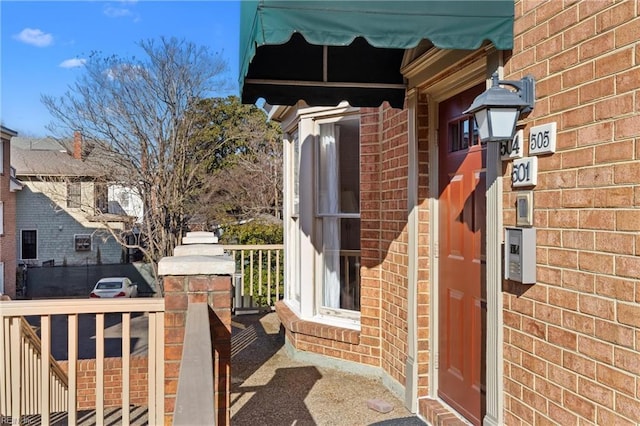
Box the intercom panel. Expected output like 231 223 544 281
505 227 536 284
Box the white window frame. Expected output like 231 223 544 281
0 139 4 174
0 202 4 235
284 127 302 312
282 107 362 331
313 115 361 326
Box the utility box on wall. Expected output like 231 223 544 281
504 227 536 284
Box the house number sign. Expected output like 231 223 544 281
529 122 557 155
500 129 524 161
512 156 538 187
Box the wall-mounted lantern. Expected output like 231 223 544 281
464 73 536 143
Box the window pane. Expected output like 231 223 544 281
21 230 37 259
67 182 81 208
322 217 361 311
318 123 339 214
317 118 361 315
449 121 460 152
292 130 300 216
95 183 108 213
337 122 359 213
318 122 360 214
463 119 470 148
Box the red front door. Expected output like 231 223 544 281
438 84 487 425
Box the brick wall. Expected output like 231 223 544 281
377 103 412 387
358 106 384 367
501 1 640 424
415 92 433 398
58 356 148 410
0 134 17 297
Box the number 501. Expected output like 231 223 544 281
511 157 538 188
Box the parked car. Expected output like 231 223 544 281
90 277 138 298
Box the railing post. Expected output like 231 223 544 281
160 232 235 426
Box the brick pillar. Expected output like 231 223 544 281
159 232 235 426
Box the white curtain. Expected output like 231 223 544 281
319 124 341 308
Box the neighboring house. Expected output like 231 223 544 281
0 126 22 297
241 2 640 426
12 132 142 267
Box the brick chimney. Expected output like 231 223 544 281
73 131 82 159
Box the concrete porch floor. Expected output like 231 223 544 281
231 312 426 426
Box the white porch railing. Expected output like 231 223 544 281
339 249 361 311
0 298 165 425
222 244 284 312
222 244 362 312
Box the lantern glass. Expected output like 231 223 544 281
474 108 490 141
489 107 519 139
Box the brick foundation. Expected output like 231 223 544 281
276 300 359 345
58 356 148 410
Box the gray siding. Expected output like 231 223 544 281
16 182 124 266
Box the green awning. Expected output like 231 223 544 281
240 1 514 108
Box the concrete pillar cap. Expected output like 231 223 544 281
182 231 218 245
158 255 235 276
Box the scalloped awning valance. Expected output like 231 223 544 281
239 1 514 108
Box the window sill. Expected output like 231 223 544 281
275 300 360 345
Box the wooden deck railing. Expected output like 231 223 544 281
9 317 70 416
0 298 165 425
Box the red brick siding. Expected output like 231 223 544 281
359 107 385 368
378 103 411 387
58 356 148 409
0 134 18 297
502 2 640 424
415 93 432 398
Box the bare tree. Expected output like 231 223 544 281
42 37 229 285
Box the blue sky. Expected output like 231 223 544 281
0 1 241 137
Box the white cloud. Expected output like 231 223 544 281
13 28 53 47
59 58 86 69
103 5 132 18
104 63 144 81
103 1 140 21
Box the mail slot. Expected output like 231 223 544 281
504 227 536 284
